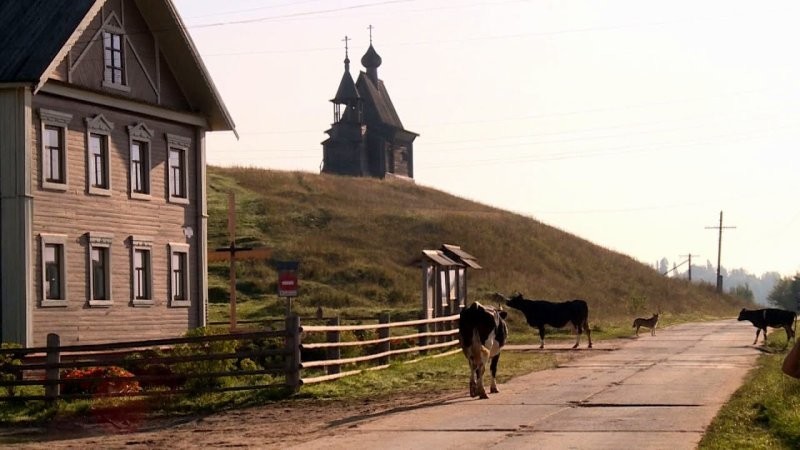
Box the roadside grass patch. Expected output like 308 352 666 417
699 335 800 450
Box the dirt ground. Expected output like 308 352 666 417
1 389 466 449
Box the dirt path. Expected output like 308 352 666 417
2 388 469 449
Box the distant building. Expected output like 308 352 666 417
0 0 235 346
321 35 418 180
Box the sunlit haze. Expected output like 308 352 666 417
174 0 800 277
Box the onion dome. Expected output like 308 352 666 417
361 44 382 69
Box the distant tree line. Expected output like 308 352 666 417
659 258 783 306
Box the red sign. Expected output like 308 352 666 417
278 271 298 297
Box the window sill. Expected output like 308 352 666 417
42 181 68 192
89 300 113 308
131 192 151 201
88 187 112 196
168 196 190 205
132 299 154 307
102 80 131 93
40 299 68 308
170 300 190 308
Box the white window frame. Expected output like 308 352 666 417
169 243 190 307
130 236 153 306
166 134 190 205
85 114 114 196
87 232 114 307
128 123 153 200
40 233 68 307
39 109 72 191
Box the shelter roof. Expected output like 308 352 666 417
441 244 482 269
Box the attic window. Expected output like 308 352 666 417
103 31 126 88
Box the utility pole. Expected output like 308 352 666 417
705 211 736 294
679 253 700 281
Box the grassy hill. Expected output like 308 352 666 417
206 166 749 326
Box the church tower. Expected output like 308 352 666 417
322 29 418 179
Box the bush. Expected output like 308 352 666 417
0 343 22 397
172 327 238 393
62 366 141 395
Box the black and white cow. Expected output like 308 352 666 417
737 308 796 345
458 302 508 399
502 292 592 349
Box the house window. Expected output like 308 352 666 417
89 133 108 189
85 115 114 196
39 109 72 191
130 237 153 306
128 123 154 200
40 234 68 307
87 232 113 307
131 141 149 193
103 31 124 85
166 134 190 204
169 243 190 307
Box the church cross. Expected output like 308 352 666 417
367 24 374 44
342 35 350 58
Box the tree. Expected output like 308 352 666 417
767 275 800 311
728 283 754 302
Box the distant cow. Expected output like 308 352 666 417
737 308 796 345
459 302 508 399
502 292 592 349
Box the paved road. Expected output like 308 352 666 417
293 319 761 450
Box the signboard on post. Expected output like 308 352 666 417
276 261 300 315
278 270 298 297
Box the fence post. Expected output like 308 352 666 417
326 316 341 375
418 311 429 356
45 333 60 403
378 312 390 366
285 314 301 393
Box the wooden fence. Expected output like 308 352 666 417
0 313 460 402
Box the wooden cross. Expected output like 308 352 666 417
342 35 350 58
207 192 271 330
367 24 374 44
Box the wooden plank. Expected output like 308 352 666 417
208 247 271 262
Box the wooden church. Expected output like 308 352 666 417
321 34 418 180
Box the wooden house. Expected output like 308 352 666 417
321 39 418 180
0 0 235 346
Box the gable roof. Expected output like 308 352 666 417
356 72 404 129
0 0 235 134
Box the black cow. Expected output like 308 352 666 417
459 302 508 399
737 308 796 345
502 292 592 349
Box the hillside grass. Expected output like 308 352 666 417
207 166 749 326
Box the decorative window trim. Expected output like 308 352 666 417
86 115 114 196
166 134 190 205
40 233 68 307
39 108 72 191
87 232 114 307
169 243 190 308
130 236 154 306
128 123 153 200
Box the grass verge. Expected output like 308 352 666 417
699 336 800 450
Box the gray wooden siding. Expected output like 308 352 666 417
0 88 34 346
29 93 201 346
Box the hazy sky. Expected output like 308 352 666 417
173 0 800 277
